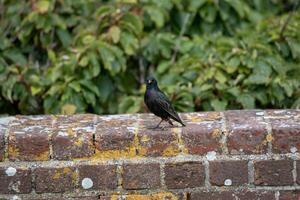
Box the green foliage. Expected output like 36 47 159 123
0 0 299 114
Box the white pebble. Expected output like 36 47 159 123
11 195 21 200
224 179 232 186
82 178 93 189
290 147 297 153
206 151 216 161
6 167 17 176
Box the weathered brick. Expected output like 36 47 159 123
123 163 161 189
34 167 76 193
190 190 275 200
254 160 293 186
94 114 138 159
52 128 94 160
268 113 300 153
138 114 179 157
0 167 31 194
181 122 222 155
279 191 300 200
209 161 248 186
165 162 205 189
79 165 117 190
225 110 268 154
52 114 95 160
8 125 51 161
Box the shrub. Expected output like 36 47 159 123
0 0 299 114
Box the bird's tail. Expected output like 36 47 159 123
180 121 186 127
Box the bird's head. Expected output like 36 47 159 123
146 77 158 89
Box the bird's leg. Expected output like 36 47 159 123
154 119 164 129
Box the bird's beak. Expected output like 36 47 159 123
147 80 152 84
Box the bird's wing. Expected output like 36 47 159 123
156 91 184 124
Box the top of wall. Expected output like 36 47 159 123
0 109 299 162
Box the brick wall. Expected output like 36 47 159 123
0 110 299 200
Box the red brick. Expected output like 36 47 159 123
34 167 76 193
95 125 136 153
138 114 179 157
8 125 51 161
225 110 268 154
52 114 95 160
52 128 94 160
123 163 161 189
181 122 222 155
165 162 205 189
95 114 138 157
254 160 293 186
209 161 248 186
0 167 32 194
268 115 300 154
279 191 300 200
79 165 117 190
190 190 275 200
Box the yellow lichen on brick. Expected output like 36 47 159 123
53 170 61 180
260 133 273 148
34 150 49 161
266 133 274 142
162 145 180 157
174 128 188 154
161 128 181 156
187 112 220 122
212 128 221 138
74 137 84 147
92 147 137 160
8 144 19 160
111 192 178 200
140 135 150 142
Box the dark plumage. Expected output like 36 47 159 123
144 77 185 128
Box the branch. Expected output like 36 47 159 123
171 13 191 64
279 0 300 39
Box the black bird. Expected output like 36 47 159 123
144 77 185 128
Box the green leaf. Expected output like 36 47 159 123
79 56 89 67
145 6 165 28
83 90 96 106
79 79 100 97
120 32 139 55
56 29 72 47
109 26 121 43
3 49 27 66
237 94 255 109
211 99 228 111
36 0 50 13
89 52 101 77
121 13 143 35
